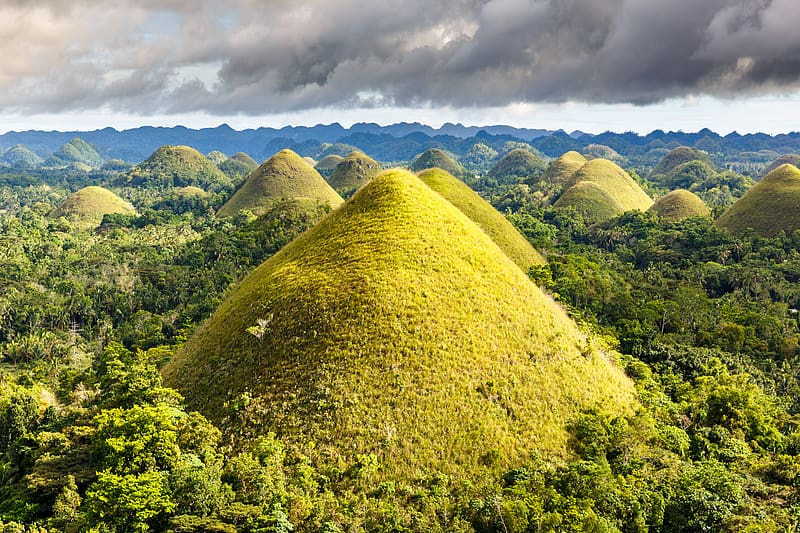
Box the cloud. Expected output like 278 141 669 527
2 0 800 115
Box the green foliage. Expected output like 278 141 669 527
122 145 233 193
48 138 103 168
408 148 468 178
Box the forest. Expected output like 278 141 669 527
1 133 800 533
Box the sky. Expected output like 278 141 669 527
2 0 800 135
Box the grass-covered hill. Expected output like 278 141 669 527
715 164 800 236
581 143 624 163
1 144 43 169
217 149 343 217
762 154 800 178
49 186 135 228
486 148 547 182
648 189 711 221
315 154 344 177
418 167 545 270
540 150 587 187
327 150 381 197
650 146 711 177
552 181 624 224
172 185 209 198
122 145 233 192
163 168 635 481
409 148 466 177
46 137 103 167
561 158 654 212
231 151 258 169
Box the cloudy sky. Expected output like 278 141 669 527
2 0 800 134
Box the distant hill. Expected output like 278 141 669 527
409 148 465 177
650 146 711 178
581 144 624 163
539 151 586 188
315 154 344 177
50 186 135 228
648 189 711 221
417 167 546 270
122 145 233 192
205 150 228 165
217 149 343 217
1 145 43 169
715 164 800 237
762 154 800 179
553 181 624 224
487 148 547 183
47 137 103 167
231 152 258 168
327 150 381 197
562 158 653 212
163 168 635 481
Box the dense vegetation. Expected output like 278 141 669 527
1 140 800 531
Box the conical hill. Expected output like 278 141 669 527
488 148 547 184
552 181 624 224
418 167 545 270
409 148 465 177
715 164 800 237
562 158 653 212
763 154 800 179
231 152 258 169
327 150 381 197
541 151 586 187
649 189 711 221
163 169 635 480
218 149 343 217
50 186 135 228
650 146 711 177
124 145 232 192
315 154 344 177
2 145 43 169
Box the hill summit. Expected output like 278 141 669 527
327 150 381 197
50 186 135 228
124 145 233 192
715 164 800 237
217 149 343 217
649 189 711 221
409 148 465 177
163 168 635 480
487 148 547 182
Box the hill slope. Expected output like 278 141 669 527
163 169 635 480
487 148 547 182
562 158 653 212
1 145 43 169
124 145 233 192
649 189 711 221
315 154 344 177
47 137 103 167
327 150 381 197
50 186 135 228
418 168 545 270
763 154 800 179
715 164 800 236
553 181 624 224
409 148 465 177
650 146 711 177
540 151 587 187
217 149 343 217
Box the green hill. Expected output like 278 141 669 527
124 145 233 192
553 181 624 224
217 149 343 217
540 151 587 187
162 169 635 481
315 154 344 178
2 145 43 169
47 137 103 167
581 144 624 163
562 158 654 212
648 189 711 221
327 150 381 197
650 146 711 177
172 186 209 198
662 160 718 189
231 152 258 169
763 154 800 178
715 164 800 237
206 151 228 165
418 167 545 270
50 186 135 228
487 148 547 182
409 148 465 177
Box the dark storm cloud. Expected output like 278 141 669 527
2 0 800 115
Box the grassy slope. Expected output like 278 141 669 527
418 167 545 269
487 148 547 180
127 145 233 192
763 154 800 178
327 150 381 197
231 152 259 169
715 164 800 236
541 151 587 187
49 137 103 167
563 158 653 212
649 189 711 221
553 181 624 224
409 148 465 176
315 155 345 177
217 149 343 217
2 145 43 168
50 186 135 228
163 169 635 481
173 186 209 197
650 146 711 177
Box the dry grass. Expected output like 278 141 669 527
649 189 711 221
50 186 135 228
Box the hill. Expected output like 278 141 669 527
562 158 654 212
418 167 545 270
552 181 624 224
650 146 711 177
217 149 343 217
49 186 135 228
1 145 43 169
648 189 711 221
487 148 547 182
206 150 228 165
763 154 800 178
162 168 635 481
715 164 800 237
539 150 587 187
327 150 381 197
231 152 258 169
315 154 344 177
409 148 465 177
662 160 718 189
123 145 233 192
172 186 209 198
47 137 103 167
581 144 624 163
